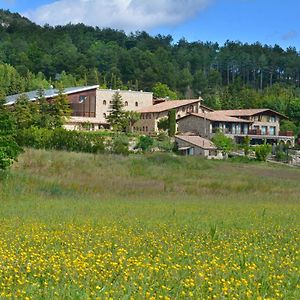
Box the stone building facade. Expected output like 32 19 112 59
67 88 153 130
175 135 223 159
134 99 212 134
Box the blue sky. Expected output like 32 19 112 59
1 0 299 49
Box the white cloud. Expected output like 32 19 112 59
24 0 213 31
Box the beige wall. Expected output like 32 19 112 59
96 89 153 124
68 89 153 130
134 101 203 134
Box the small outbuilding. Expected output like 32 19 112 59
175 135 223 159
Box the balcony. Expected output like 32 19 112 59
279 131 294 137
249 129 262 135
212 128 247 135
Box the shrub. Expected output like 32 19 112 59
111 134 129 156
16 127 53 149
136 136 154 152
212 131 234 154
0 97 23 172
255 143 272 161
242 136 251 156
16 128 105 154
157 118 169 131
0 136 23 171
153 135 174 152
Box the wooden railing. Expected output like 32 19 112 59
279 131 294 137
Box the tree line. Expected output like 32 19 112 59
0 9 299 132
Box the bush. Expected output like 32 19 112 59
0 136 23 171
212 131 234 154
16 128 105 154
16 127 53 149
157 118 169 131
153 134 175 152
111 134 129 156
136 136 154 152
255 143 272 161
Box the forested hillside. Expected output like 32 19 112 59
0 9 299 130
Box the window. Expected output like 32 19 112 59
269 126 276 136
146 126 148 132
135 102 138 107
125 101 128 106
269 116 276 123
103 113 107 118
103 100 107 105
70 95 96 118
182 107 185 112
142 126 145 131
261 126 267 135
79 95 87 103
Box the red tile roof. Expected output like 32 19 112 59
218 109 288 119
175 135 217 150
180 112 253 123
138 99 201 113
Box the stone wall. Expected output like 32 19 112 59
177 115 211 138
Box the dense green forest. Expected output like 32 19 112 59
0 9 299 131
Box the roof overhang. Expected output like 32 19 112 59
5 85 99 106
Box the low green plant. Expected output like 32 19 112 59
212 131 234 154
136 135 154 152
16 127 105 154
157 118 169 131
111 134 129 155
242 136 251 156
0 97 23 172
255 143 272 161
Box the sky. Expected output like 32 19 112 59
0 0 299 49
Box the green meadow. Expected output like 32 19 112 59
0 149 299 299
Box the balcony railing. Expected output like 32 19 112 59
279 131 294 137
249 129 262 135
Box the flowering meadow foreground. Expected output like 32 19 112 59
0 150 299 299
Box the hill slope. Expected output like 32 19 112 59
0 149 299 298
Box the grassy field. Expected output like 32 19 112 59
0 149 299 299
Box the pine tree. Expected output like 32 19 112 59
13 94 33 130
50 85 71 128
37 87 51 129
107 92 127 131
